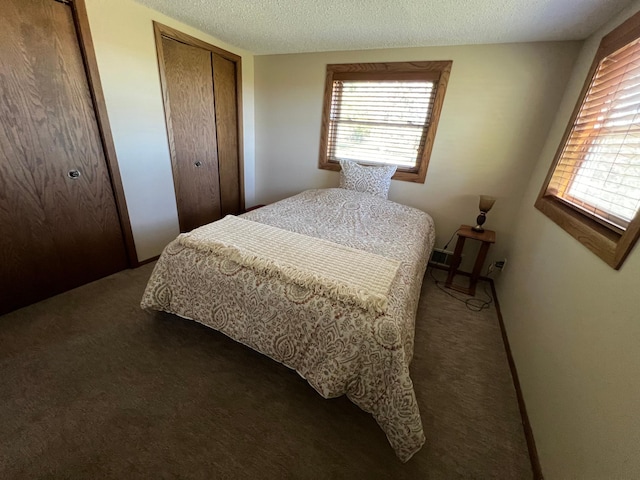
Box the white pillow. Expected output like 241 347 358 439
339 159 397 199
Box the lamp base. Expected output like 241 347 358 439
472 212 487 233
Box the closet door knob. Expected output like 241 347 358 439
67 169 81 179
194 161 202 167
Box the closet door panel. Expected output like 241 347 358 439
0 0 128 314
161 37 222 232
212 53 241 216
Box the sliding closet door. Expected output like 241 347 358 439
0 0 128 314
212 53 241 217
160 37 222 232
155 23 243 232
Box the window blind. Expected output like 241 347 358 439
327 80 436 169
547 37 640 230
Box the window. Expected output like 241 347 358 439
318 61 452 183
536 11 640 269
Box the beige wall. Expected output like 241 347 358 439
254 43 580 269
497 2 640 478
84 0 255 261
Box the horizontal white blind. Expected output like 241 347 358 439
547 38 640 230
327 80 436 169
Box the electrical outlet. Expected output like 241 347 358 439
495 258 507 271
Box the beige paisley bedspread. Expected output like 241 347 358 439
140 188 435 462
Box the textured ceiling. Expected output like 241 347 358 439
135 0 637 55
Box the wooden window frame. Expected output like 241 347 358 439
318 61 452 184
535 11 640 270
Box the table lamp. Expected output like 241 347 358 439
471 195 496 232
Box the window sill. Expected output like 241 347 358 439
319 160 426 183
534 196 640 270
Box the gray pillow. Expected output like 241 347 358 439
339 159 397 199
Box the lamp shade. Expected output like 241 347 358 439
479 195 496 213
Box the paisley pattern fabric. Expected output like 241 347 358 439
140 188 435 462
339 159 397 198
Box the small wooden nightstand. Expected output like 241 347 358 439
445 225 496 296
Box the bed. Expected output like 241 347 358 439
141 187 435 461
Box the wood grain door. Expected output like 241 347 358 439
212 53 241 217
160 37 222 232
0 0 128 315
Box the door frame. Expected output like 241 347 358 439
72 0 138 266
153 21 246 216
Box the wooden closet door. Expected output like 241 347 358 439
212 53 241 216
161 37 222 232
0 0 128 315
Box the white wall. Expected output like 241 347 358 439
254 43 580 270
497 2 640 478
84 0 255 261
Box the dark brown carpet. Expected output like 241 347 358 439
0 264 531 479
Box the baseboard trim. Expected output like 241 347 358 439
488 279 544 480
137 255 160 267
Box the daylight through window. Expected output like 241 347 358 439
546 37 640 231
328 80 434 169
318 62 452 183
536 10 640 269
